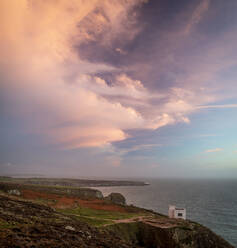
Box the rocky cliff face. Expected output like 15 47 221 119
0 182 234 248
105 219 234 248
105 192 126 205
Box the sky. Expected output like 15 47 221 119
1 0 237 178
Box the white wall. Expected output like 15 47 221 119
168 205 175 218
174 209 186 220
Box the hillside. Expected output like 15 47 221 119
0 181 234 248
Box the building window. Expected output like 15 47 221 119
178 213 183 217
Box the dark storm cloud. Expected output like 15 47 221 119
75 0 213 89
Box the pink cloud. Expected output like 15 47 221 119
205 148 223 153
184 0 210 35
2 0 236 150
2 0 178 149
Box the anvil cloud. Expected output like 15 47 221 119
0 0 198 148
1 0 237 177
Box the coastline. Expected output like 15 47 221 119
0 176 148 187
0 178 235 247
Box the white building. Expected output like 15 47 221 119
168 205 186 220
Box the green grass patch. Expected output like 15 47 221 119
58 206 144 227
60 206 141 220
0 177 13 182
75 216 113 227
0 219 16 229
34 198 58 205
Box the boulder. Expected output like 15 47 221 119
8 189 21 196
105 193 126 205
65 226 75 231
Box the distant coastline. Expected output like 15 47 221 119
0 176 148 187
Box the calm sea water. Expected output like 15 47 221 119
94 179 237 247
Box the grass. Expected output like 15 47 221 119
75 216 113 227
0 182 100 196
0 177 13 182
60 206 141 220
34 198 58 205
0 219 16 229
59 206 143 227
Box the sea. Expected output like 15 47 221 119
94 178 237 247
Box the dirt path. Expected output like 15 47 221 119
103 215 178 228
113 216 147 224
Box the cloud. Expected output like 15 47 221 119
119 143 162 155
0 0 147 148
184 0 210 35
205 148 223 153
2 0 189 149
198 134 218 138
94 142 161 169
115 48 127 55
197 104 237 109
1 0 237 152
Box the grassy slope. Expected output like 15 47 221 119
0 181 234 248
0 180 149 228
59 207 144 227
0 193 139 248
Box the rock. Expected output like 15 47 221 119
65 226 75 231
8 189 21 196
106 221 234 248
0 187 234 248
95 190 103 199
63 188 103 199
105 193 126 205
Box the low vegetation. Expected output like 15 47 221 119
0 219 16 230
59 206 143 227
0 180 234 248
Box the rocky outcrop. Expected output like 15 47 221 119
105 221 234 248
7 189 21 196
105 192 126 205
0 182 234 248
64 187 103 199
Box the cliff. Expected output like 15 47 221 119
104 220 234 248
0 181 234 248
